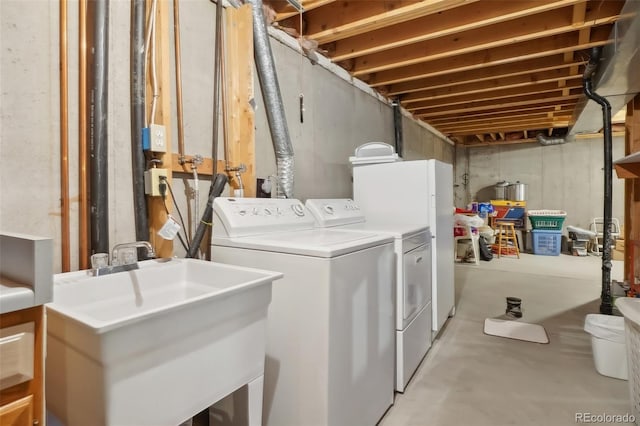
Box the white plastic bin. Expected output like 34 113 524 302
584 314 628 380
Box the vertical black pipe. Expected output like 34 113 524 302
393 98 403 157
583 47 613 315
131 0 149 244
90 0 109 254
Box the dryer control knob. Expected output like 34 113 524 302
323 205 334 215
291 204 305 216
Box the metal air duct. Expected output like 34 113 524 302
570 0 640 134
249 0 295 198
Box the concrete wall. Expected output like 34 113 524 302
0 1 452 272
454 136 626 230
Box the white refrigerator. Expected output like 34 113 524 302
353 159 454 335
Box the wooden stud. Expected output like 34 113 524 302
623 95 640 279
170 155 227 176
224 4 256 197
147 0 173 258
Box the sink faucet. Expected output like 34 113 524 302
112 241 156 266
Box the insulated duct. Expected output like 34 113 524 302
536 134 567 146
583 46 614 315
130 0 149 244
90 0 110 254
249 0 294 198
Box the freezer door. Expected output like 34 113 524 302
430 160 455 333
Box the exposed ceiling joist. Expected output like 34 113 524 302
267 0 630 144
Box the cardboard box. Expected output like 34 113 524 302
615 239 625 251
612 248 625 261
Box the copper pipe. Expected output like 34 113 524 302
79 0 89 269
60 0 70 272
173 0 185 161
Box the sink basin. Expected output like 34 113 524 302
46 258 282 426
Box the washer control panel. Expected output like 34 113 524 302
213 197 314 237
305 199 365 227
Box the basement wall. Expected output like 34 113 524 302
454 136 626 230
0 1 452 272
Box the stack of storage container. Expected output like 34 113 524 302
528 210 567 256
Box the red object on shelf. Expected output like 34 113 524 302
455 207 474 214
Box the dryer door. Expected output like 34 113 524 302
402 242 432 323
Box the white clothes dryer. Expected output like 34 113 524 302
306 199 432 392
211 197 395 426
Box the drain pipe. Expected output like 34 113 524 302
583 46 613 315
392 98 403 156
130 0 149 244
90 0 110 254
249 0 295 198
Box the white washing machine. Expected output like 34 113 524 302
305 199 432 392
211 197 395 426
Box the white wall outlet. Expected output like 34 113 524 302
144 168 168 196
149 124 166 152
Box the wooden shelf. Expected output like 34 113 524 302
614 151 640 179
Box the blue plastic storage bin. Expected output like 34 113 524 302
532 229 562 256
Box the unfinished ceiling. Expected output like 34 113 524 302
265 0 630 146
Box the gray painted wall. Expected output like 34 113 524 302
1 1 452 272
454 136 626 230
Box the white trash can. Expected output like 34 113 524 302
584 314 628 380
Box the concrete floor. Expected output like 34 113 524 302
380 253 632 426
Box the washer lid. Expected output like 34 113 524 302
213 228 393 258
335 221 430 240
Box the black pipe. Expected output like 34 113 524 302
393 98 403 157
130 0 149 244
90 0 110 254
186 173 228 258
582 47 613 315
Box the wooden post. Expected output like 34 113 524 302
147 0 173 258
225 4 256 196
624 94 640 281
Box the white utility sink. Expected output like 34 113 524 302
46 258 282 426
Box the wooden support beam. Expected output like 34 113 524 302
401 70 581 104
366 26 611 86
415 93 582 118
329 0 582 61
405 84 582 112
224 4 256 196
276 0 336 21
170 155 226 176
147 0 173 258
384 56 582 93
427 104 576 126
622 94 640 280
303 0 478 44
351 4 621 76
